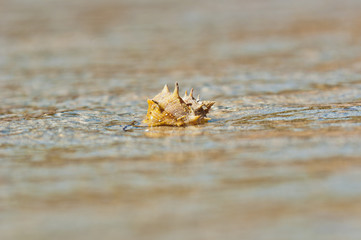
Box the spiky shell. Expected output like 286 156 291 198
143 83 215 127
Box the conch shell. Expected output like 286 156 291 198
143 83 215 127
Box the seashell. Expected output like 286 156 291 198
143 83 215 127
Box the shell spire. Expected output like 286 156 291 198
189 88 194 98
172 82 179 97
183 90 188 99
143 83 215 127
162 84 170 94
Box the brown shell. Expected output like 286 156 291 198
143 83 215 127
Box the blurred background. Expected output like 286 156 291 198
1 0 361 239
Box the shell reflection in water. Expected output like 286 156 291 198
143 83 215 127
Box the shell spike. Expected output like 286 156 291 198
203 101 215 108
183 90 188 99
147 99 154 105
189 115 200 123
173 82 180 96
190 88 194 98
162 84 170 93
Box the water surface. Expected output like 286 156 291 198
1 0 361 239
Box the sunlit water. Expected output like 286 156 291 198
1 0 361 239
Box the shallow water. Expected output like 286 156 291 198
1 0 361 239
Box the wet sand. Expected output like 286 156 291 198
1 0 361 239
